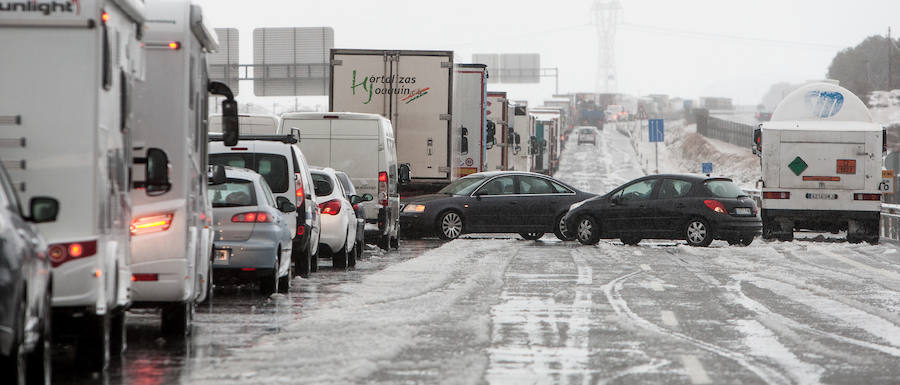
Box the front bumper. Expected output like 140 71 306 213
400 212 432 237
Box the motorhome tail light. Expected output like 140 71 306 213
131 213 174 236
101 11 110 23
132 273 159 282
763 192 791 199
48 240 99 267
168 41 181 50
378 171 389 206
231 212 272 223
319 199 342 215
703 200 727 214
854 193 882 201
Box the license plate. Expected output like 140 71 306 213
734 207 752 215
806 193 838 200
214 249 231 265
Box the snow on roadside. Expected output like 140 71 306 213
188 239 517 385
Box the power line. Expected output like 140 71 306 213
620 22 847 50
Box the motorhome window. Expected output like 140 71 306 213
209 154 290 194
102 24 112 90
120 71 131 132
704 180 744 198
208 179 257 207
189 56 196 111
310 173 334 196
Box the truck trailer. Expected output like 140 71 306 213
451 64 487 178
755 82 886 244
485 91 509 171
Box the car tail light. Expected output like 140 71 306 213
319 199 342 215
352 204 359 211
763 191 790 199
297 225 305 236
295 174 305 203
131 213 174 236
48 240 99 268
854 193 881 201
231 212 272 223
703 200 726 214
132 273 159 282
378 171 388 206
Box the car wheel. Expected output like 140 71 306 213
110 310 127 354
161 302 192 336
685 218 714 247
348 240 357 268
576 215 601 245
26 287 51 385
740 236 754 246
437 211 463 240
1 293 26 385
519 232 544 241
77 312 110 372
259 258 278 295
294 246 310 278
621 237 642 246
311 247 319 273
378 234 391 250
332 245 349 269
390 236 400 249
554 214 575 241
278 259 293 293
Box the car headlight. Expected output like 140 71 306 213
403 204 426 213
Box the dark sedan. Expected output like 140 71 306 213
401 172 595 240
564 174 761 247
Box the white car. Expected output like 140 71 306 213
310 168 359 268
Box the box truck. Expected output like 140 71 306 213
754 82 885 243
451 64 487 178
329 49 453 194
0 0 172 370
486 92 509 171
129 0 239 336
530 108 562 175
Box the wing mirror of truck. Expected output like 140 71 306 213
209 165 227 186
460 126 469 155
27 197 59 223
208 81 239 146
276 196 297 213
399 163 411 185
752 127 762 157
486 121 496 150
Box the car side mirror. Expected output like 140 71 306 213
349 195 362 205
399 163 411 185
609 195 620 205
361 193 374 202
276 196 296 213
134 148 172 196
28 197 59 223
209 164 227 185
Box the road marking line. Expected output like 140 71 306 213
650 282 665 292
680 355 712 384
640 264 652 271
661 310 679 327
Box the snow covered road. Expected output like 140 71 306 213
59 127 900 385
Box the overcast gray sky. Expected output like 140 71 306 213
195 0 900 109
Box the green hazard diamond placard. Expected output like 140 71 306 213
788 156 808 176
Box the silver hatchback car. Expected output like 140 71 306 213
210 167 296 294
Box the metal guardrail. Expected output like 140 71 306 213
698 115 755 148
743 188 899 241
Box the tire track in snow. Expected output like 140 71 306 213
603 270 792 385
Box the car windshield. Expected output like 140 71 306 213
580 128 593 134
208 179 257 208
210 153 290 193
704 180 745 198
438 176 486 195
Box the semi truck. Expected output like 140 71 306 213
754 82 886 244
485 92 509 171
451 64 487 178
329 49 453 195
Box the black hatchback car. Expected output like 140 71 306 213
564 174 761 247
401 172 595 240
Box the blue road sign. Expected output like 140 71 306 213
702 162 713 174
648 119 665 142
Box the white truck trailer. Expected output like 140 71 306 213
485 91 509 171
129 0 239 336
0 0 171 370
510 103 532 172
329 49 453 195
755 82 886 243
451 64 487 178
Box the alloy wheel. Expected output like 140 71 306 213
440 212 462 239
578 218 593 241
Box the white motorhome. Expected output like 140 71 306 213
451 64 487 179
329 49 453 195
755 82 886 243
0 0 170 370
210 114 279 135
485 92 509 171
129 0 239 336
509 103 532 172
280 112 409 249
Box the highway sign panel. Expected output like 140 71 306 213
648 119 664 142
702 162 713 174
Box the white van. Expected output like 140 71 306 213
129 0 239 336
210 114 279 135
279 112 410 249
0 0 170 371
755 82 885 243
